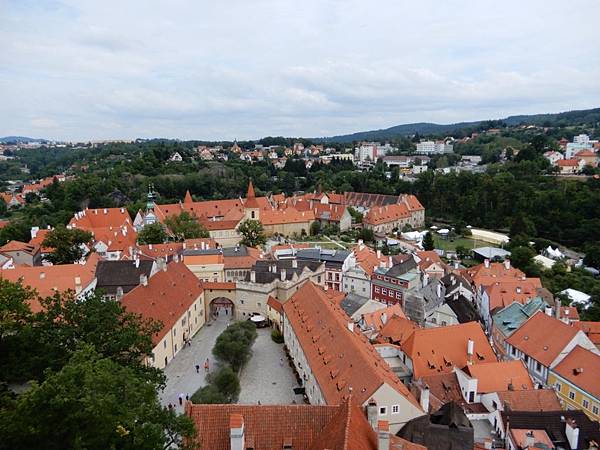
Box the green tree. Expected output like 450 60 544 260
42 225 93 264
509 246 536 272
0 346 195 450
190 384 228 404
0 279 33 341
310 221 321 236
164 211 209 240
510 215 536 238
137 222 168 245
455 245 470 259
212 321 257 372
238 219 266 248
583 244 600 269
422 231 435 251
210 365 240 402
358 227 374 243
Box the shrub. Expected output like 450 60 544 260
210 366 240 402
191 384 228 404
271 330 284 344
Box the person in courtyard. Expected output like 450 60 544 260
178 393 183 406
195 364 200 373
204 358 209 373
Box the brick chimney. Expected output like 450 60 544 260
377 420 390 450
420 385 430 412
366 398 378 430
229 414 245 450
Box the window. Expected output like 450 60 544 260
181 317 186 326
379 406 387 415
382 288 387 295
174 344 177 352
391 405 399 414
555 382 562 392
582 399 589 409
569 391 575 400
524 355 529 363
317 276 322 283
375 286 380 293
536 361 542 372
240 300 244 304
396 292 402 299
593 405 599 415
163 340 167 349
257 302 261 307
511 346 517 356
430 317 437 324
441 321 447 326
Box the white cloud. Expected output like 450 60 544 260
0 0 599 140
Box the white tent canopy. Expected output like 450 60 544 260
546 246 564 259
437 228 450 235
250 314 267 323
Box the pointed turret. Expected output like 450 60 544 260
246 180 256 199
184 190 193 204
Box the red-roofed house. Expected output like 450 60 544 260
121 261 205 368
556 158 585 174
342 242 390 298
283 282 423 432
574 149 598 167
505 311 599 385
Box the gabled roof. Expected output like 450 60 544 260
401 322 496 378
552 345 600 399
485 278 542 312
121 261 203 345
557 158 581 167
415 251 444 272
505 311 580 367
492 297 546 337
361 303 407 333
283 282 422 409
185 399 379 450
376 315 419 345
352 244 389 277
95 260 154 295
465 262 525 288
69 207 132 230
464 360 533 392
574 321 600 346
363 203 411 226
0 240 39 255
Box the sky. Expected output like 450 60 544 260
1 0 600 141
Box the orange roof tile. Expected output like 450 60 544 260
496 389 561 412
267 295 283 314
465 360 533 392
283 282 422 409
0 253 99 312
362 303 407 333
203 281 236 290
69 207 132 230
353 244 389 277
505 311 579 367
485 278 543 311
28 229 53 253
557 158 581 167
376 315 419 345
121 261 203 345
465 262 525 288
416 251 445 272
552 345 600 399
186 399 380 450
130 243 184 260
574 321 600 345
0 240 39 255
401 321 497 378
511 429 554 450
363 203 411 226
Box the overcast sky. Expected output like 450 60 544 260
1 0 599 141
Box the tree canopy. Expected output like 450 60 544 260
164 212 209 241
238 219 266 248
137 222 168 245
41 225 93 264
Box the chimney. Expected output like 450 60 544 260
140 274 148 286
453 260 459 270
135 257 140 268
366 399 378 430
347 321 354 332
545 306 553 316
116 286 124 301
484 259 490 268
173 253 180 263
436 283 442 298
483 438 493 449
39 272 45 279
182 242 187 249
31 226 39 239
377 249 382 259
149 244 153 250
381 312 387 325
103 208 107 214
280 268 287 281
555 299 561 320
504 259 511 270
525 430 535 448
420 385 430 412
377 421 390 450
250 270 256 283
516 286 522 294
388 255 393 268
566 419 579 450
229 414 245 450
467 339 474 364
292 259 298 268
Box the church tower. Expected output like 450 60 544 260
243 180 260 221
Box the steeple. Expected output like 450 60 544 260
246 180 256 199
184 190 193 204
146 184 156 211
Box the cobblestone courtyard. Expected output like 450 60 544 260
238 328 303 405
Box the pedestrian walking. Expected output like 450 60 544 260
195 364 200 373
279 358 284 367
168 403 173 411
185 394 189 401
178 393 184 406
204 358 209 373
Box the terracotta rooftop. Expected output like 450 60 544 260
485 278 543 312
69 207 132 230
574 321 600 346
557 158 581 167
465 262 525 288
505 311 580 367
0 240 39 255
551 345 600 400
361 303 406 333
376 315 419 345
185 399 380 450
511 429 554 450
283 282 422 409
464 360 533 392
0 253 99 312
401 321 496 378
121 261 203 345
352 244 389 277
496 389 561 412
363 203 411 226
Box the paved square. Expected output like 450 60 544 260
238 328 303 404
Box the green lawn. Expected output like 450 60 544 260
433 235 491 252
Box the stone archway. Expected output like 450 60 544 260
210 297 234 320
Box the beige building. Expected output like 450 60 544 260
121 261 206 369
183 249 224 282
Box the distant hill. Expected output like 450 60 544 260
0 136 48 144
315 107 600 143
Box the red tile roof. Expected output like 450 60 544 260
416 251 444 272
465 262 525 288
505 311 579 367
121 261 203 345
496 389 561 412
465 360 533 392
0 240 39 255
267 295 284 314
283 282 422 409
69 207 132 230
401 321 497 378
363 203 411 226
352 244 389 277
376 315 419 345
362 303 407 333
485 278 542 312
557 158 581 167
574 321 600 346
185 399 380 450
552 345 600 399
0 253 100 312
